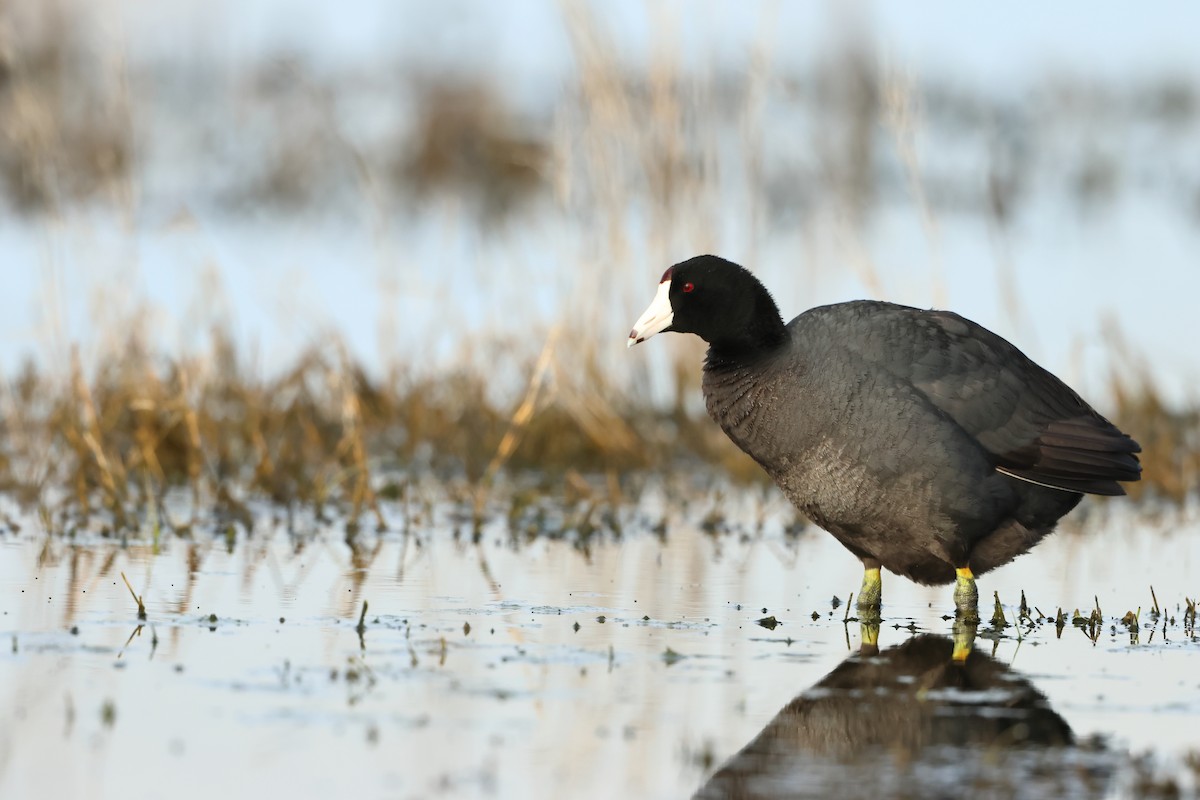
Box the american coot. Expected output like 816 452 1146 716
628 255 1141 621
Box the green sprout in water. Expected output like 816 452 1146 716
100 700 116 728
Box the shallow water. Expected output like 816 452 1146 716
1 487 1198 799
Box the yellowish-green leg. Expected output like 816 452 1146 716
954 566 980 624
951 616 978 663
858 621 880 657
857 566 882 621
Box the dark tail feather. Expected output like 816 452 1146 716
997 416 1142 496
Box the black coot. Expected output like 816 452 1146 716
628 255 1141 620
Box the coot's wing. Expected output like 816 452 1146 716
839 304 1142 496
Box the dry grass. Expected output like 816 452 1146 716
0 325 769 536
0 0 134 213
1104 323 1200 504
3 3 1198 221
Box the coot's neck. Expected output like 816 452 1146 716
703 296 789 369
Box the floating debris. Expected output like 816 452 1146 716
120 572 146 621
990 592 1008 628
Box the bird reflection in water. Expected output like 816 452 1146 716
696 627 1112 799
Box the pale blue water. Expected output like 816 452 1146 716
0 488 1197 799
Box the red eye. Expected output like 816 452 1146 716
682 282 695 293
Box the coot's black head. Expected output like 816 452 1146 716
627 255 787 357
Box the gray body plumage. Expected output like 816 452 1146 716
702 300 1138 585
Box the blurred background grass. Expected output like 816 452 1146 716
0 0 1196 534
